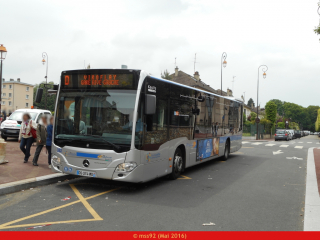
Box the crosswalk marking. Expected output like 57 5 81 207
280 145 289 148
265 144 276 146
294 146 303 149
251 142 263 145
242 142 249 144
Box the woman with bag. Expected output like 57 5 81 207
18 113 37 163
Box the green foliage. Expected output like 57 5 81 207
247 98 255 108
243 113 246 125
161 70 172 80
265 101 277 125
315 109 320 132
269 99 285 116
277 122 285 128
33 81 56 112
250 112 257 123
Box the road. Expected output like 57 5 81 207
0 135 318 231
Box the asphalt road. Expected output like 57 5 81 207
1 135 318 231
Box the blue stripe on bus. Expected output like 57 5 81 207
76 152 99 158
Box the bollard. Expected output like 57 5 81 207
0 138 7 164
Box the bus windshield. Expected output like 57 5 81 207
54 89 138 151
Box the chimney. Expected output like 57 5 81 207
17 78 20 82
227 88 233 96
175 66 179 77
10 78 14 81
194 71 200 80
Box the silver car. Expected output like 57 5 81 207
275 129 290 141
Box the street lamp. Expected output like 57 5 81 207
256 65 268 140
220 52 227 96
0 44 7 122
42 52 48 110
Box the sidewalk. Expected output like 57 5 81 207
304 147 320 231
242 136 274 141
0 139 77 195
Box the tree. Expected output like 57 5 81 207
87 64 91 69
265 101 277 125
269 99 285 116
250 112 257 124
161 70 172 80
33 81 56 112
243 113 247 126
247 98 255 108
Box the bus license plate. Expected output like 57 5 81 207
76 170 96 177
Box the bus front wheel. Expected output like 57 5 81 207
222 140 230 161
169 148 183 180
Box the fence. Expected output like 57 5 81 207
243 123 275 139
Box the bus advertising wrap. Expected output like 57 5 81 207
196 138 219 161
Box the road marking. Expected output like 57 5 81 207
265 144 276 146
286 157 303 160
295 146 303 149
280 145 289 148
178 175 192 179
316 143 320 144
242 141 249 144
273 150 283 155
0 184 119 230
307 142 312 143
251 143 263 145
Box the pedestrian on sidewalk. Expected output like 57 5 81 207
19 113 37 163
46 116 54 168
32 115 48 166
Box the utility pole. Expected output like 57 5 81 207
193 53 198 73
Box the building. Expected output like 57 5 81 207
169 67 233 96
1 78 34 114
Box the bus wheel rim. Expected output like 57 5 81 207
174 155 182 172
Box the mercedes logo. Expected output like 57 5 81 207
83 159 90 168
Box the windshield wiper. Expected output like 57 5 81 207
82 135 121 150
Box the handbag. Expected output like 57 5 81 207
30 120 37 139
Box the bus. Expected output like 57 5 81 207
40 69 243 182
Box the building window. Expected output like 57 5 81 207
26 87 29 91
26 95 29 99
2 85 6 89
1 101 5 105
8 101 12 106
9 93 12 98
9 85 12 89
2 93 5 97
26 103 29 108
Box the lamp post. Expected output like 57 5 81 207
42 52 48 110
220 52 227 96
0 44 7 122
256 65 268 140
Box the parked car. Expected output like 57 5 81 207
275 129 290 141
294 130 302 139
287 129 295 139
0 109 52 141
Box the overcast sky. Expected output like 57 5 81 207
1 0 320 107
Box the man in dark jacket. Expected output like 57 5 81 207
32 115 48 166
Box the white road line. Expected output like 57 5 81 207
251 142 263 145
265 144 276 146
304 147 320 231
295 146 303 149
242 142 249 144
279 145 289 148
299 142 303 143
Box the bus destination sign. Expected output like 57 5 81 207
62 73 134 89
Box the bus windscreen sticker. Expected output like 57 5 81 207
196 138 219 161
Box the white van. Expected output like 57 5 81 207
0 109 51 141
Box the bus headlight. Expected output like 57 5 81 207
115 162 137 172
52 155 61 165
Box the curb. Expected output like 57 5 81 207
0 173 79 196
304 147 320 231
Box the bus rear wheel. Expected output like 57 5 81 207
169 148 183 180
222 140 230 161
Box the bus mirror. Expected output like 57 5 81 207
53 84 59 90
145 94 156 115
35 88 43 103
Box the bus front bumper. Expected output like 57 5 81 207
52 160 144 183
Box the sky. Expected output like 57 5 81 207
1 0 320 108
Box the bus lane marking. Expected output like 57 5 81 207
178 175 192 179
0 184 119 230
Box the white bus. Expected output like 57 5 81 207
43 69 243 182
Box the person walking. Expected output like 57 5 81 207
46 116 54 168
32 115 48 166
19 113 37 163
